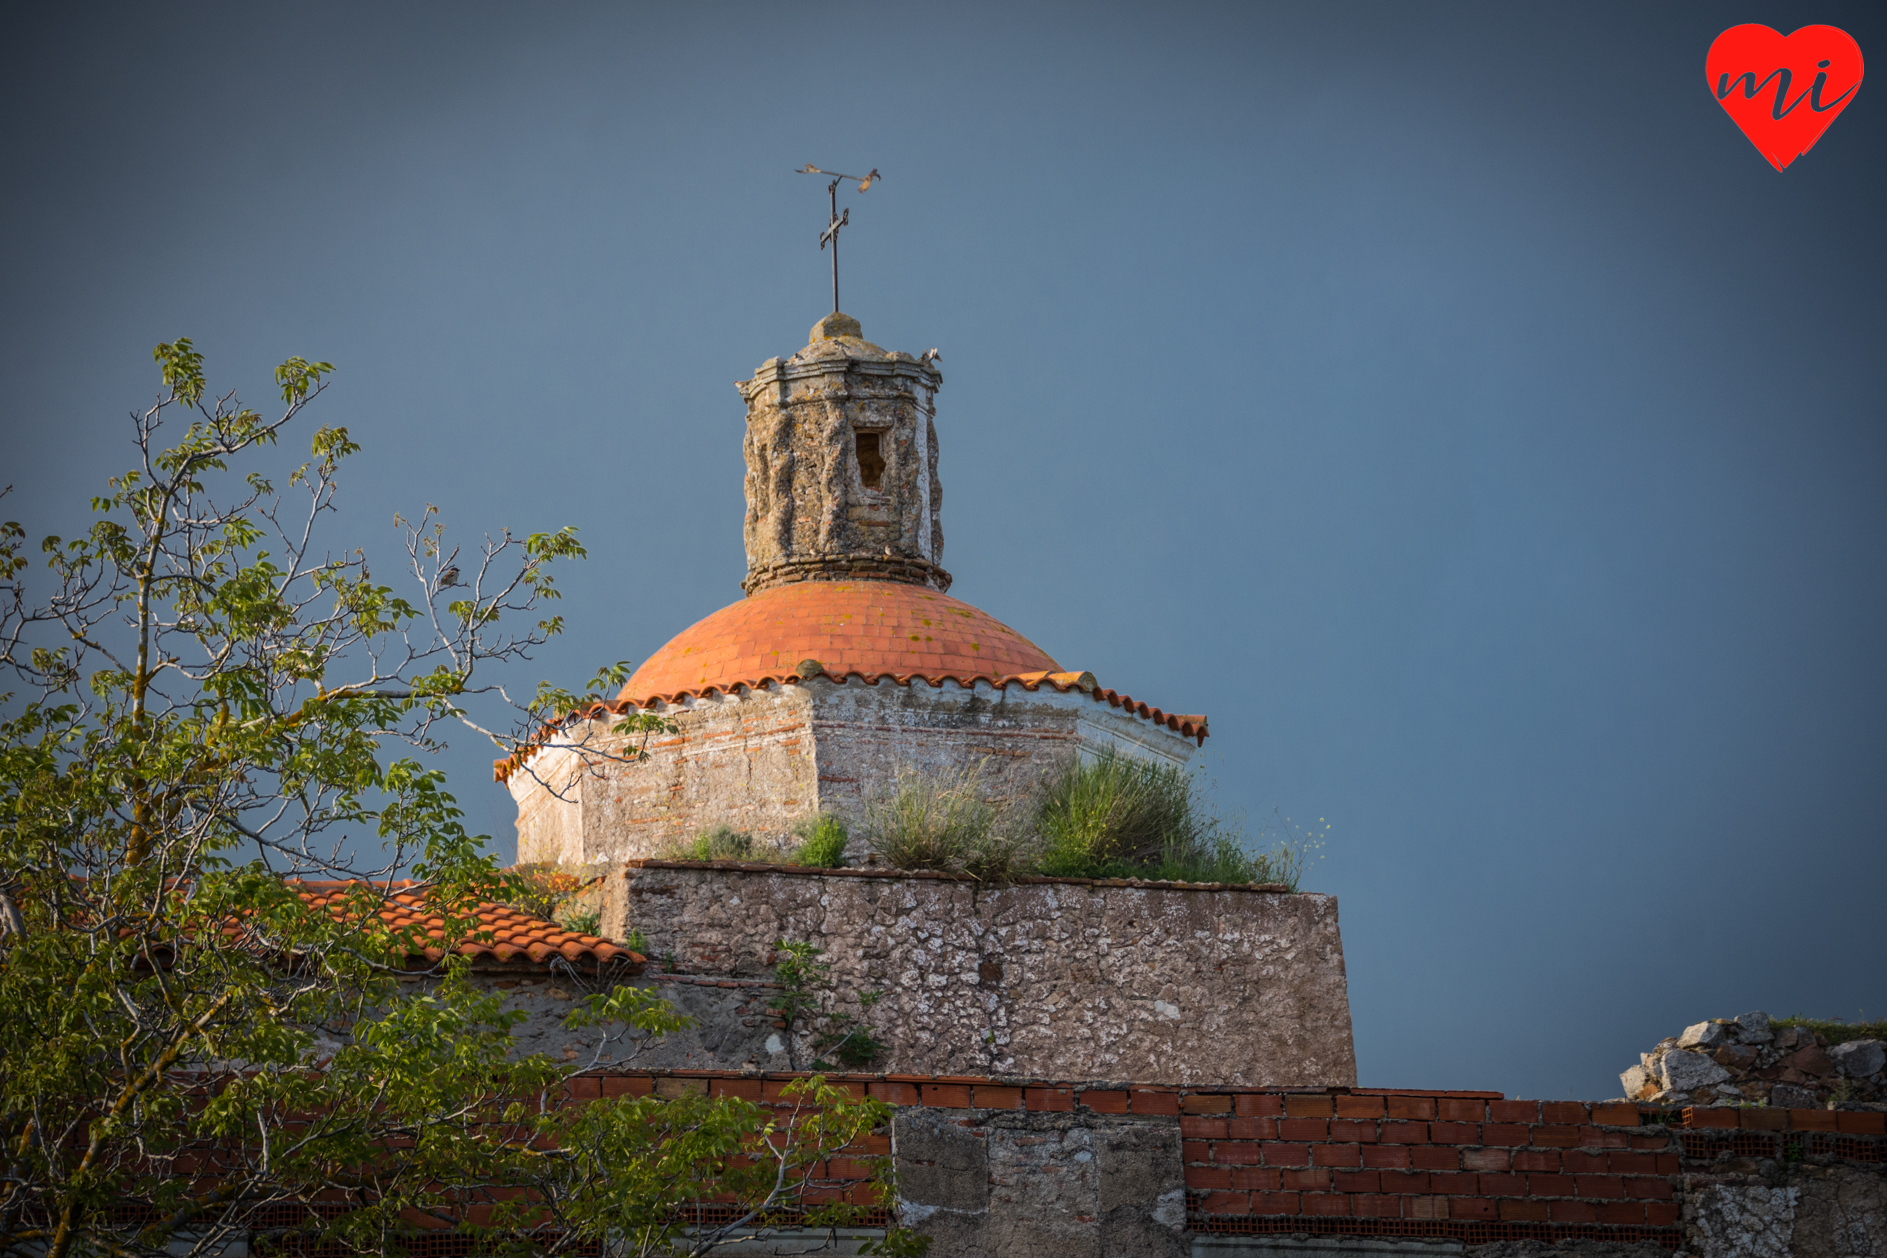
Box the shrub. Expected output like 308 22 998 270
506 863 589 919
790 812 850 868
508 862 608 927
863 763 1024 878
770 940 886 1071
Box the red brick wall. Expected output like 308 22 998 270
1177 1094 1678 1238
568 1069 1887 1248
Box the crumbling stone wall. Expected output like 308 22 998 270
1619 1011 1885 1110
601 862 1356 1088
509 675 1198 865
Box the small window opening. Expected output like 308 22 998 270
855 430 885 490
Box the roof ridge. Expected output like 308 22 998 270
495 669 1207 782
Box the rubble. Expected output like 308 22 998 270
1618 1011 1885 1109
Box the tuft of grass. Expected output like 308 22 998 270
1035 750 1198 878
661 824 757 862
863 763 1025 879
1773 1014 1887 1046
1242 810 1329 891
789 813 849 868
559 908 602 936
1138 836 1270 886
1031 752 1325 888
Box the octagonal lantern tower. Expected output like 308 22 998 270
740 311 949 595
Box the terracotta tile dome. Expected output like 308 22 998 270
617 579 1061 706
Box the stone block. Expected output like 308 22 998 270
1783 1044 1837 1078
1097 1125 1188 1257
1790 1163 1887 1258
1683 1184 1796 1258
895 1108 988 1213
1733 1010 1775 1043
1657 1049 1731 1092
1678 1020 1726 1050
1830 1038 1885 1079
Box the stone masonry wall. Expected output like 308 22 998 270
601 862 1356 1088
509 675 1199 865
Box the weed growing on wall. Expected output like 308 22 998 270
1246 809 1330 891
770 941 887 1071
664 823 758 861
659 821 849 867
789 812 849 867
1032 751 1325 887
1034 750 1205 878
560 907 603 935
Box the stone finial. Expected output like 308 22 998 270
736 314 950 594
810 311 863 340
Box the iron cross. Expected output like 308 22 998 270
797 165 879 314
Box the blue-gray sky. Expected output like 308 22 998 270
3 2 1882 1101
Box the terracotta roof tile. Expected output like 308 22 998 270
617 580 1059 701
290 880 641 972
492 580 1208 782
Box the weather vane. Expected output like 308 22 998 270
797 164 879 315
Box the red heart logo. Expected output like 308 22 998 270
1707 25 1864 171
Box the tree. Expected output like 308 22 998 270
0 341 922 1257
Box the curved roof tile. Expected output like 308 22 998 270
291 880 640 971
493 669 1207 783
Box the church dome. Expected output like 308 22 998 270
617 579 1062 706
